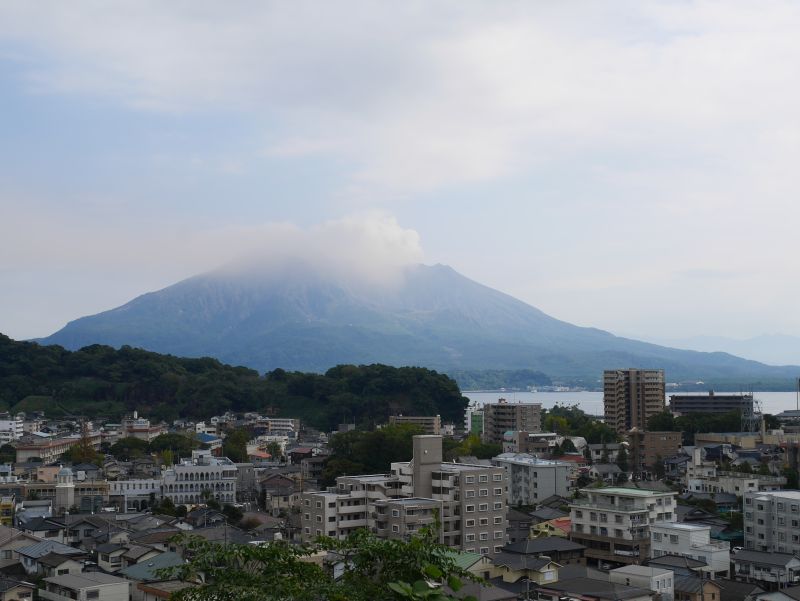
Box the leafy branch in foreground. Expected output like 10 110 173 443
160 526 480 601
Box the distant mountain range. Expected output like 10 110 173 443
642 334 800 368
37 262 800 387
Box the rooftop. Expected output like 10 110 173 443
584 487 674 497
611 565 672 577
43 572 129 589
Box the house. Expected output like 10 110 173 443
650 522 731 578
715 578 763 601
498 537 586 566
673 575 722 601
589 464 623 484
531 516 570 538
506 508 535 544
645 555 707 577
529 506 568 524
121 545 161 568
37 552 82 578
491 553 560 585
96 543 126 572
0 578 35 601
119 552 185 601
587 443 623 463
733 550 800 589
609 566 674 601
39 572 130 601
16 540 84 575
755 584 800 601
536 577 654 601
137 580 196 601
0 525 42 570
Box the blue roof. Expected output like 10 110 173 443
195 433 220 443
119 552 185 581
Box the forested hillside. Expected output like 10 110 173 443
0 334 467 429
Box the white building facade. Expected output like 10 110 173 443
650 522 730 577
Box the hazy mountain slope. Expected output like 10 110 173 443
39 263 800 382
645 334 800 367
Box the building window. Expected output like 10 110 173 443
466 519 475 527
479 475 488 483
479 489 488 497
392 510 400 517
479 503 488 511
493 474 503 481
466 505 475 513
494 488 503 496
392 525 399 533
494 502 502 510
653 533 662 542
480 532 488 541
479 547 489 555
669 535 679 544
466 491 475 498
465 476 475 484
466 533 475 542
494 531 503 539
494 516 502 524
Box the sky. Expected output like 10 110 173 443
1 1 800 345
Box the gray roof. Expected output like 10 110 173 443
538 577 652 601
674 575 719 594
0 578 33 593
43 572 130 589
529 507 568 521
16 540 84 559
503 537 585 555
591 464 622 474
118 552 185 582
715 578 764 601
734 549 800 567
646 555 707 569
38 553 79 568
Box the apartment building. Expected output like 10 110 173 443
161 450 238 506
300 474 404 540
108 479 161 513
392 436 508 556
120 414 166 442
464 405 484 437
570 487 677 566
628 431 682 477
301 435 508 557
389 415 441 435
604 369 665 435
668 391 753 416
483 400 542 444
492 453 571 505
743 490 800 554
650 522 730 578
0 417 23 443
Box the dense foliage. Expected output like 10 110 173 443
321 424 422 486
162 528 477 601
542 404 619 444
0 335 468 429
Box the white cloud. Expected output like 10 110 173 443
2 1 799 199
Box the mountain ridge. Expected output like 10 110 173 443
38 262 800 385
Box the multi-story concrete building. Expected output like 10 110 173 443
0 417 23 443
121 413 166 442
743 490 800 554
650 522 730 578
300 435 508 557
570 487 677 566
108 479 161 513
492 453 571 505
464 405 484 437
668 391 753 417
483 400 541 444
604 369 665 435
389 415 441 435
160 450 238 506
372 498 443 541
392 436 508 556
15 433 102 464
628 431 682 477
688 471 785 496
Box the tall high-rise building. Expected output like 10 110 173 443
482 399 542 444
603 369 665 435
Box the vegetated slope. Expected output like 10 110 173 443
0 334 466 429
38 262 800 386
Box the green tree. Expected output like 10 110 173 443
109 437 150 461
647 412 677 431
222 504 244 523
737 462 753 474
783 467 800 489
616 446 629 473
544 415 569 435
757 462 771 476
161 527 477 601
652 454 665 479
223 428 252 463
560 438 576 453
150 433 198 457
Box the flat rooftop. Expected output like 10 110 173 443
653 522 709 531
586 487 674 497
612 565 672 576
